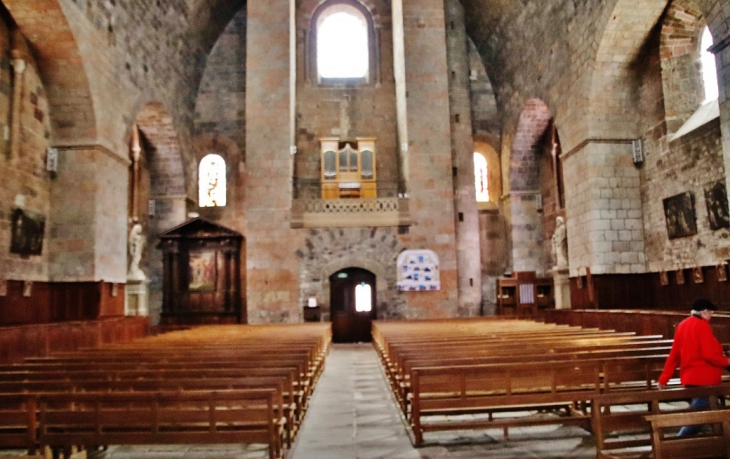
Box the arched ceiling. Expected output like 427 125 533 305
187 0 247 55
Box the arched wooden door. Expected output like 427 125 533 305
330 268 376 343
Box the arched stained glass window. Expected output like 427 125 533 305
199 154 226 207
701 26 719 103
317 4 369 80
355 282 372 312
474 153 489 202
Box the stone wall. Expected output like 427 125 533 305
194 7 247 155
297 227 406 318
295 0 399 199
1 22 53 283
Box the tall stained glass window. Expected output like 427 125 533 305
199 154 226 207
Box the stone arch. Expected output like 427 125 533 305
589 0 669 139
506 99 554 274
131 100 187 324
135 101 187 204
509 99 553 193
320 257 386 321
3 0 97 145
659 0 706 134
297 227 407 320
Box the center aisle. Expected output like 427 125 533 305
289 343 419 459
290 343 596 459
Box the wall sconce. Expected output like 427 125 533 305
307 296 318 308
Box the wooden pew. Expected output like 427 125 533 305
592 385 730 459
646 409 730 459
0 394 37 455
38 389 284 459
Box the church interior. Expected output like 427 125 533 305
2 0 730 457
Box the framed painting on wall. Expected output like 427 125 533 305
676 269 685 285
659 270 669 286
663 192 697 239
693 267 704 284
188 251 216 291
10 207 46 256
718 264 728 282
704 181 730 230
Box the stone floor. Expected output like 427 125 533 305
0 343 597 459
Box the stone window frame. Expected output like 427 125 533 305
306 0 378 86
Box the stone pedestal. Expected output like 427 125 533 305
125 279 149 316
552 267 571 309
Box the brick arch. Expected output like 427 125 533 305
3 0 96 144
659 0 706 133
509 99 552 193
135 101 187 201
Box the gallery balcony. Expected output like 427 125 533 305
290 179 411 228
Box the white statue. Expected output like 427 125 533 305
552 216 568 269
127 223 146 281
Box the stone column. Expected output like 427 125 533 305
399 0 459 317
443 0 482 316
562 140 645 276
245 0 302 323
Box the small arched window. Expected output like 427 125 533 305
701 26 718 103
316 3 369 82
474 153 489 202
199 154 226 207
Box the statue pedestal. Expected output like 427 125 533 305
552 267 571 309
125 279 149 316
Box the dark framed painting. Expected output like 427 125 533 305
188 251 217 291
10 207 45 256
676 269 685 285
718 264 728 282
693 266 704 284
704 181 730 230
663 192 697 239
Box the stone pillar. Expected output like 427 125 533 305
562 140 645 276
125 279 149 316
552 267 571 309
48 145 129 283
245 0 301 323
400 0 459 317
443 0 482 316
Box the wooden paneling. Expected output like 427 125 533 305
569 267 730 311
0 316 150 364
0 281 125 326
544 309 730 342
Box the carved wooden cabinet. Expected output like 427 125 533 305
157 218 243 325
320 137 376 199
497 271 554 316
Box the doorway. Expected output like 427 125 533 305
330 268 376 343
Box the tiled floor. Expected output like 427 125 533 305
0 344 597 459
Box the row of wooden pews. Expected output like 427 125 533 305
0 323 331 459
373 317 730 457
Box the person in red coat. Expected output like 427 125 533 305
657 298 729 436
